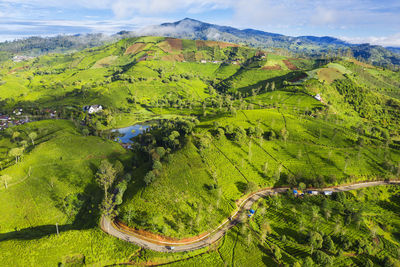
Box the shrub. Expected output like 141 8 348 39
312 250 332 266
144 171 156 186
114 180 128 205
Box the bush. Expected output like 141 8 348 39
312 250 332 266
244 181 258 194
153 160 163 171
323 235 335 251
114 180 128 205
233 126 246 142
144 171 156 186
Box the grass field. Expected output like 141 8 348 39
0 120 139 265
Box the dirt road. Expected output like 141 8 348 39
100 180 400 253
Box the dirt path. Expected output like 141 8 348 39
100 180 400 253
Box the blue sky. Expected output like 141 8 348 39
0 0 399 46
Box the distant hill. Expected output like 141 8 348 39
1 18 399 67
143 18 348 47
0 34 117 57
140 18 400 67
387 47 400 54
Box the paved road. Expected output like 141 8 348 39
100 180 400 253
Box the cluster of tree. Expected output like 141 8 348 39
143 153 165 186
131 118 198 186
334 78 399 128
285 173 338 189
96 159 131 218
3 129 38 164
33 68 66 75
136 118 198 152
0 34 113 55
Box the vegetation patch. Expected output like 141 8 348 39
283 60 298 70
262 65 282 70
92 55 118 68
317 67 344 83
124 42 147 55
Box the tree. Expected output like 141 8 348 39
153 160 163 173
307 231 323 253
20 140 28 148
28 132 37 145
155 147 166 159
247 126 256 137
233 126 246 142
365 259 374 267
298 182 306 191
313 250 332 266
323 235 335 251
280 128 289 142
254 126 264 138
383 256 396 267
213 121 221 131
144 171 156 186
114 160 124 178
271 81 275 91
263 162 269 175
12 131 20 141
114 180 129 205
244 181 258 194
168 131 180 149
100 194 116 218
9 147 24 163
96 160 117 199
260 222 271 242
230 107 237 117
216 128 225 140
303 257 314 267
273 246 282 263
1 174 11 189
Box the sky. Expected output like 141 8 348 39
0 0 399 47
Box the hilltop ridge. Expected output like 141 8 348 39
1 18 399 68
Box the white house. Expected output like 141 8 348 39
314 94 322 101
13 109 23 116
83 105 103 114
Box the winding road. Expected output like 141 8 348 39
100 180 400 253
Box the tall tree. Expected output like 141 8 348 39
28 132 37 146
96 160 117 199
9 147 24 163
1 174 11 189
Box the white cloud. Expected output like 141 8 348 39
312 7 337 25
341 33 400 47
111 0 231 18
229 0 400 33
0 0 400 45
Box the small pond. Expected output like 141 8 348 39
112 124 150 143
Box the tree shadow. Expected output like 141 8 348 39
0 181 103 243
235 181 247 194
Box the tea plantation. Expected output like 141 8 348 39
0 36 399 266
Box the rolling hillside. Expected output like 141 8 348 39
0 36 399 266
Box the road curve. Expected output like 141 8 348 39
100 180 400 253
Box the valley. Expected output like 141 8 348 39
0 35 399 266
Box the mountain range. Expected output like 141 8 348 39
1 18 399 67
140 18 400 66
